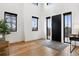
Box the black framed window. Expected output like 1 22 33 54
32 16 38 31
4 12 17 32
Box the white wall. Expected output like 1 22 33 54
0 3 45 43
1 3 79 44
0 3 24 43
44 3 79 43
24 3 45 41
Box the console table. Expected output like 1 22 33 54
70 34 79 53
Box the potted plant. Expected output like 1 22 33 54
0 20 10 40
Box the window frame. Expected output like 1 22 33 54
32 16 38 31
4 12 17 32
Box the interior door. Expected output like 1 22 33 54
52 14 61 42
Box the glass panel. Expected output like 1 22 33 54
65 16 68 27
64 14 72 43
67 15 71 27
5 15 11 23
6 23 11 29
65 15 68 37
32 17 38 31
11 16 16 24
12 24 16 31
5 12 17 32
47 18 51 40
48 18 51 28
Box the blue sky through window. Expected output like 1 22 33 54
48 18 51 28
65 15 71 27
32 18 37 28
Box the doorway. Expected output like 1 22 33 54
63 12 72 43
46 17 52 40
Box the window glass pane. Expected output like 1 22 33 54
6 23 11 29
5 12 17 32
32 17 38 31
68 15 71 27
48 18 51 28
32 18 37 28
34 19 37 28
65 15 68 27
12 24 16 29
32 19 34 28
11 17 16 24
5 15 11 22
11 15 16 21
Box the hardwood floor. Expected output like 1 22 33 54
0 39 79 56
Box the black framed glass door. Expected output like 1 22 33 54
46 17 51 40
63 12 72 43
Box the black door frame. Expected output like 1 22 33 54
63 12 72 43
46 17 51 39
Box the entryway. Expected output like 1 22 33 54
46 14 61 42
